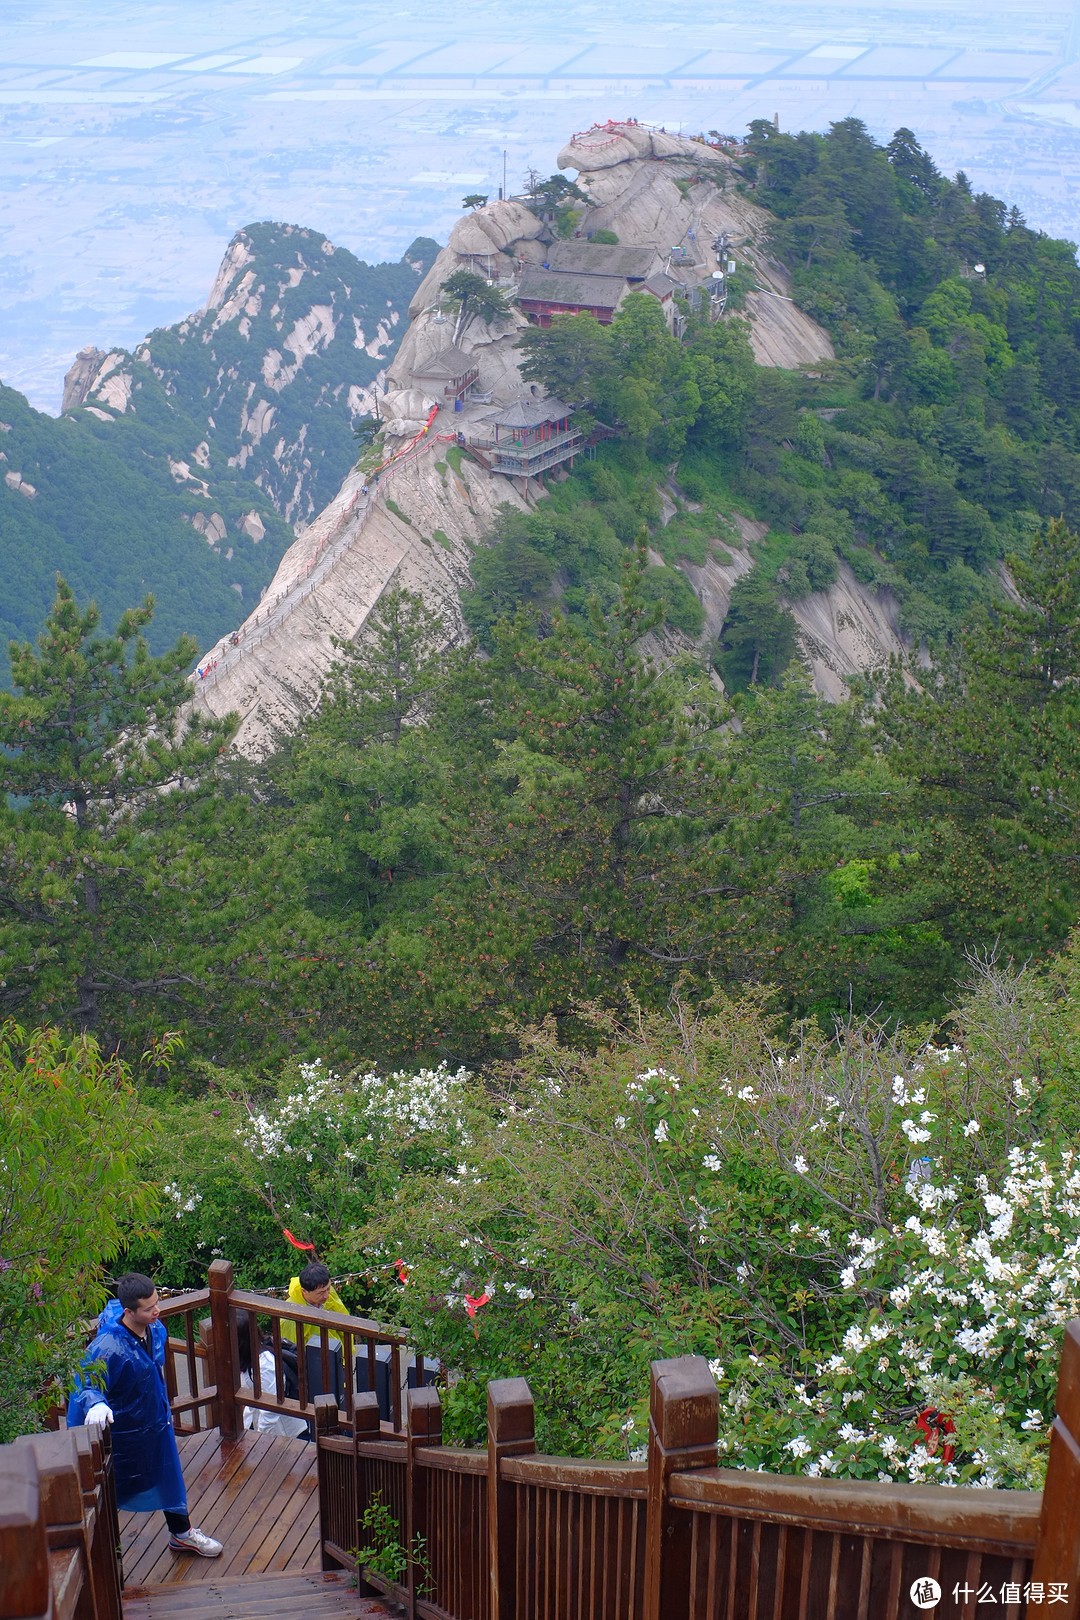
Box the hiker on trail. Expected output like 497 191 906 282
67 1273 223 1558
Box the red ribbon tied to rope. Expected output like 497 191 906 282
915 1408 956 1463
283 1229 317 1251
464 1291 491 1319
396 1260 409 1284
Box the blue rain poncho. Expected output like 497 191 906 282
67 1299 187 1514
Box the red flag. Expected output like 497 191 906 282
396 1260 409 1284
283 1229 317 1251
464 1291 491 1319
915 1408 956 1463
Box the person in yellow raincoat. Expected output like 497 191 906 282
280 1262 347 1350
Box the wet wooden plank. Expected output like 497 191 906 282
251 1472 321 1575
119 1431 321 1589
122 1432 277 1587
119 1428 244 1581
120 1570 392 1619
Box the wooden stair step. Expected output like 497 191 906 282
120 1570 390 1620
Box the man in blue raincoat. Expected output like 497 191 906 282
67 1273 223 1558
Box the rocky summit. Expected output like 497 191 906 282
0 227 436 664
188 125 904 756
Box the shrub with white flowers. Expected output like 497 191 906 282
130 1058 470 1291
364 965 1080 1467
707 1140 1077 1488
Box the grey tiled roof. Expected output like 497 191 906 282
517 270 628 309
481 396 572 428
546 241 661 280
642 273 679 297
411 344 477 379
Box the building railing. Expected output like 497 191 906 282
467 425 581 456
315 1323 1080 1620
466 428 585 480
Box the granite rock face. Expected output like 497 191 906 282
62 224 440 528
189 435 529 757
60 346 110 413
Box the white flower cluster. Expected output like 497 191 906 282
162 1181 202 1217
236 1062 471 1164
805 1144 1080 1484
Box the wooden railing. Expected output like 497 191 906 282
315 1326 1080 1620
3 1281 1079 1619
156 1259 423 1439
0 1425 121 1620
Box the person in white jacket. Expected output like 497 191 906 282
237 1337 310 1440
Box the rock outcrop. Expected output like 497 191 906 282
61 346 109 413
404 129 831 376
189 440 528 757
61 225 440 529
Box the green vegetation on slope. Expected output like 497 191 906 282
0 380 291 662
6 513 1080 1069
462 120 1080 685
5 124 1080 1064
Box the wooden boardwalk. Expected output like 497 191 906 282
119 1430 326 1590
120 1573 389 1619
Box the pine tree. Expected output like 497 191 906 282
0 579 233 1032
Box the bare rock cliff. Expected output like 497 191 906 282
189 441 527 757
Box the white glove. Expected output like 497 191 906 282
86 1403 113 1426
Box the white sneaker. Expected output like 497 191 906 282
169 1527 223 1557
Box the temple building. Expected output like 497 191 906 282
466 396 583 491
516 241 675 327
410 345 480 406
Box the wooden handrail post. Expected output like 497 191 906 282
314 1393 341 1439
208 1259 240 1440
407 1386 441 1619
0 1449 50 1620
314 1394 341 1573
643 1355 718 1620
487 1377 535 1620
1032 1316 1080 1611
352 1387 381 1514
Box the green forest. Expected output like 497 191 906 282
5 121 1080 1486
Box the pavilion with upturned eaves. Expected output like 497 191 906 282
410 344 479 405
465 395 583 492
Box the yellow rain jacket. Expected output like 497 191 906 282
280 1276 348 1350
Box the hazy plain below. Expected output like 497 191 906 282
4 0 1080 412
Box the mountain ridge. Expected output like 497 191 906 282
0 225 438 666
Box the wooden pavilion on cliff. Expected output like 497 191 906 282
465 396 583 493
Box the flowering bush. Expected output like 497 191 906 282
364 966 1080 1469
704 1135 1076 1488
130 956 1080 1477
129 1059 469 1293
